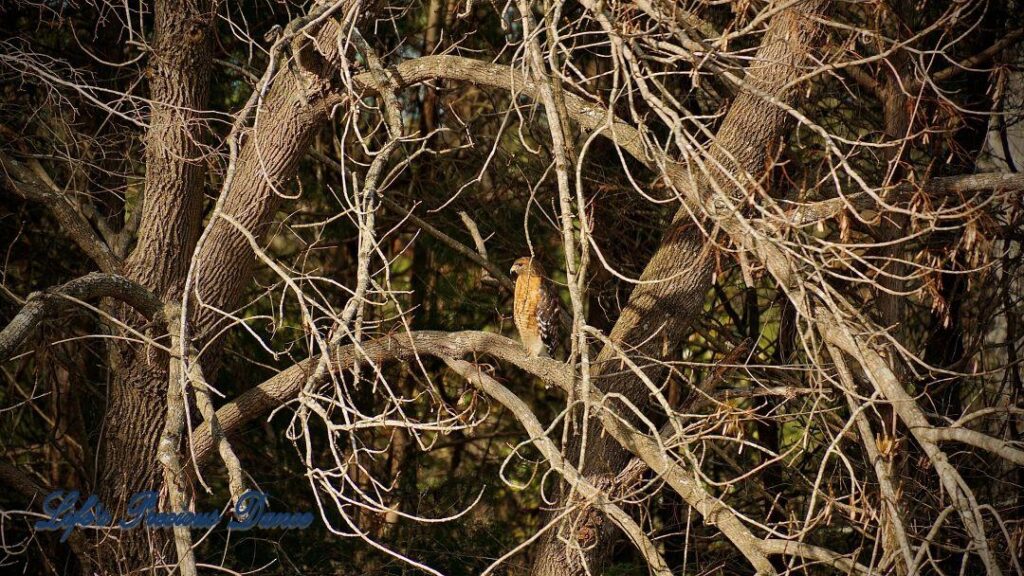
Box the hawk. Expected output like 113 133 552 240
510 257 561 357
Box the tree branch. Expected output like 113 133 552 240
0 272 164 361
157 305 198 576
932 27 1024 83
776 171 1024 228
921 426 1024 466
306 147 514 291
192 323 880 573
0 151 123 274
190 331 571 465
444 357 671 576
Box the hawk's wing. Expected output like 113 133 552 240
536 281 567 356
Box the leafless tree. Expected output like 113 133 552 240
1 0 1022 574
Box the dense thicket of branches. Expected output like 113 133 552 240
1 0 1022 574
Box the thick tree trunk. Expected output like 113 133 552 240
188 15 357 360
96 363 176 569
530 2 827 573
95 8 361 571
95 0 213 570
190 44 339 350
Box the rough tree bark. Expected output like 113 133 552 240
2 2 1022 575
95 0 214 569
92 5 379 570
529 1 828 573
188 16 350 354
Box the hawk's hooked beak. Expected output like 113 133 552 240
509 265 516 275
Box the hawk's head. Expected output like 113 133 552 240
510 257 544 276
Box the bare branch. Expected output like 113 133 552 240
0 151 123 274
444 357 672 576
0 272 163 361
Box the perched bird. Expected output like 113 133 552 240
510 257 562 357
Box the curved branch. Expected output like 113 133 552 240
0 151 123 275
780 172 1024 228
306 147 514 291
760 539 872 575
921 426 1024 467
932 27 1024 83
352 56 1024 236
444 357 671 576
193 326 876 574
0 272 164 361
197 328 745 567
191 331 570 465
352 56 657 173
